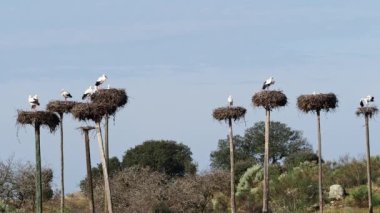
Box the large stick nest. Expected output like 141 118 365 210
252 90 287 110
297 93 338 113
213 106 246 122
17 111 60 132
356 106 378 118
71 103 118 122
46 100 77 115
90 88 128 108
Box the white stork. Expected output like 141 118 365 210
28 95 40 111
262 76 275 90
61 89 72 102
95 74 107 89
360 95 375 107
360 99 366 107
227 95 233 106
366 95 375 102
82 86 96 100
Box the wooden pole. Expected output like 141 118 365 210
95 122 113 213
263 109 270 213
35 124 42 213
104 115 109 213
60 113 65 213
105 114 109 169
365 115 373 213
228 118 236 213
83 128 95 213
317 110 323 213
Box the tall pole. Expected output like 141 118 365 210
35 124 42 213
263 109 270 213
60 114 65 213
317 111 323 213
95 122 113 213
83 128 95 213
105 114 109 168
228 118 236 213
365 115 373 213
104 114 109 213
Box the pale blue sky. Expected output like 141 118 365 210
3 1 380 193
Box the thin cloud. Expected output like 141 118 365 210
0 20 250 50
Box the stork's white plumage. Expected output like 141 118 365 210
262 77 275 90
82 86 96 100
95 74 107 89
360 95 375 107
61 89 72 101
227 95 233 106
28 95 40 110
366 95 374 102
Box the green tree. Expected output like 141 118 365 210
210 135 256 170
284 151 319 170
210 121 312 170
92 156 122 177
80 156 122 196
122 140 197 177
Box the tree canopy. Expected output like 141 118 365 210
210 121 312 171
122 140 197 177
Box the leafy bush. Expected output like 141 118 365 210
348 185 380 208
329 156 367 188
350 185 368 207
236 165 263 211
270 162 319 212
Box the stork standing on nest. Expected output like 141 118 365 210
82 86 96 101
262 77 275 90
95 74 107 89
61 89 72 102
228 95 233 107
360 95 375 107
28 95 40 111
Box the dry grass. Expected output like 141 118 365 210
297 93 338 113
46 100 77 115
43 192 90 212
17 111 60 132
71 103 118 122
252 90 287 110
356 106 379 118
213 106 246 122
90 88 128 108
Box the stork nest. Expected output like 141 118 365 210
46 100 77 115
17 111 60 132
297 93 338 113
78 126 96 132
356 106 378 118
252 90 287 110
213 106 247 122
71 103 118 122
90 88 128 108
